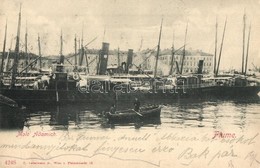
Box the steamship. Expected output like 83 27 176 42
1 8 260 108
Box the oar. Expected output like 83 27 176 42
132 109 143 117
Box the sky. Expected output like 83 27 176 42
0 0 260 70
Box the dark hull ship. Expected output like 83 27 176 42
1 42 260 107
0 8 259 110
0 94 25 129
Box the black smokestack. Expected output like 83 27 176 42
197 60 204 74
60 55 64 64
98 42 109 75
126 49 133 73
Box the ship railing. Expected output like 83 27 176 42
174 82 216 90
1 76 39 89
175 84 198 90
200 83 216 88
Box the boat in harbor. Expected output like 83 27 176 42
0 7 259 109
201 15 260 98
105 105 161 124
204 75 260 98
0 7 113 107
0 94 25 129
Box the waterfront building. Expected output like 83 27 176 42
159 49 213 74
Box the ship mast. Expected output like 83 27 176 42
180 22 188 74
85 50 89 73
169 30 175 75
37 33 42 70
216 18 227 76
74 34 77 67
25 21 28 73
79 25 84 66
244 24 251 75
138 37 143 52
82 25 89 73
59 29 64 64
4 35 13 72
0 19 7 74
242 12 246 74
60 30 63 56
10 4 22 88
78 39 80 66
84 38 90 74
154 18 163 78
117 47 120 67
213 17 218 75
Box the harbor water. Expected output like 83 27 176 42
2 96 258 133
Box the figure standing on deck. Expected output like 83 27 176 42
134 97 140 112
110 104 116 114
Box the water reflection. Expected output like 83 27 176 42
158 97 259 131
0 104 26 129
1 97 259 131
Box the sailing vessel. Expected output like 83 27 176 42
1 9 259 109
0 7 112 107
207 15 260 98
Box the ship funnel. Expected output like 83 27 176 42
197 60 204 74
126 49 133 73
98 42 109 75
60 55 64 64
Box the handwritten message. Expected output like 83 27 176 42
0 129 259 168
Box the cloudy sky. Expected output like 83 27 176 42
1 0 260 70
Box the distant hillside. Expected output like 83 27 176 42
0 51 54 60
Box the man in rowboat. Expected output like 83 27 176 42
134 97 140 112
110 104 116 114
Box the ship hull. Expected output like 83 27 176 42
211 86 260 98
0 89 115 106
0 85 259 107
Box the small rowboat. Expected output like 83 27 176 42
106 105 161 124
